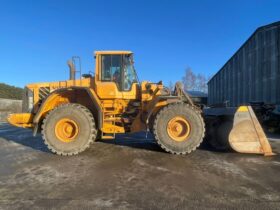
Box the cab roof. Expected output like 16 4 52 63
94 51 133 55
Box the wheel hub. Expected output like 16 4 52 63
55 118 79 143
167 117 191 142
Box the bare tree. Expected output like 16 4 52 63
182 67 196 92
182 67 209 93
196 74 208 93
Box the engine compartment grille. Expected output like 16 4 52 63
38 87 50 105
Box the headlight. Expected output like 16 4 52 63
22 87 34 113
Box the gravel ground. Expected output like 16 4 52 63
0 122 280 210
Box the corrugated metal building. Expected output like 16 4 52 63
208 21 280 106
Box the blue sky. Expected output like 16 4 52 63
0 0 280 87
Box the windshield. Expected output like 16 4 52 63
123 55 139 91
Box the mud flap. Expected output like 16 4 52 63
229 106 275 156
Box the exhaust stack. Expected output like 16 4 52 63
67 60 75 80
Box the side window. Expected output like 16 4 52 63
123 57 137 91
101 55 122 88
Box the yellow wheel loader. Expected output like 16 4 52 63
7 51 275 156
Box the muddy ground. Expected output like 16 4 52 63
0 123 280 210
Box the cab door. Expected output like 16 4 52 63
121 55 139 100
95 54 123 99
95 54 139 100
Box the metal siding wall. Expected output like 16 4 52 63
234 57 238 106
219 70 221 103
237 48 244 104
222 68 224 103
208 23 280 106
271 28 277 103
228 60 233 106
214 77 217 103
263 30 268 103
209 80 213 104
266 30 272 103
211 80 214 104
230 60 234 106
222 69 225 102
277 27 280 104
208 82 210 104
256 31 263 102
225 65 229 103
251 36 257 102
244 44 249 104
218 74 220 103
247 45 251 103
211 83 213 104
212 77 217 104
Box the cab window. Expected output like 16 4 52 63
101 55 122 88
123 56 138 91
100 54 138 91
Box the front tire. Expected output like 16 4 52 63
42 103 97 156
153 103 205 155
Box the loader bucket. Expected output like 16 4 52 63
229 106 275 156
7 113 34 128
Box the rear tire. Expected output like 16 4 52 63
153 103 205 154
42 103 97 156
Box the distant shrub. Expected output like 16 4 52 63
0 83 24 100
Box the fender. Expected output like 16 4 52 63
131 96 181 133
145 96 181 125
33 87 103 135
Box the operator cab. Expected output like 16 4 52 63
94 51 140 99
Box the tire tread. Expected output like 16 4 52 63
153 103 205 155
42 103 97 156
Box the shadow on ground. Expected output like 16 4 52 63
0 123 50 153
2 122 279 158
0 122 229 155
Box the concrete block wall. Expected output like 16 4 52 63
0 98 22 122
